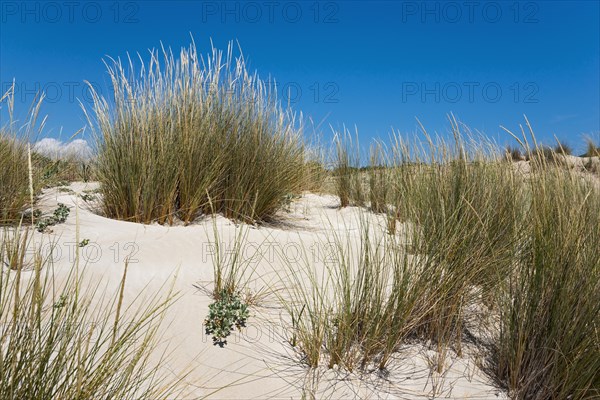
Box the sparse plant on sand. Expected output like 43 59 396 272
0 228 182 399
35 203 70 233
200 214 266 348
204 290 250 347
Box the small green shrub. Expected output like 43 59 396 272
203 220 259 348
35 203 70 232
53 203 70 222
80 193 96 202
204 290 250 347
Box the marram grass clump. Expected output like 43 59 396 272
85 41 307 225
0 134 29 224
288 119 526 373
0 84 45 225
302 117 599 399
491 170 600 400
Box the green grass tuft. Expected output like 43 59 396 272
84 41 307 225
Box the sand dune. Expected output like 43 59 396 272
12 182 508 399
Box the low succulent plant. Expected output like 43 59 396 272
35 203 70 233
204 291 249 347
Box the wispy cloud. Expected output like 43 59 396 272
550 114 578 124
33 138 93 160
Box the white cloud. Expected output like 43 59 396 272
33 138 94 161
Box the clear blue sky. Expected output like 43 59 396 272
1 1 599 153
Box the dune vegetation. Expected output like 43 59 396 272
84 42 308 225
1 42 599 399
0 85 95 226
0 134 30 225
0 86 45 225
0 227 183 399
323 117 599 399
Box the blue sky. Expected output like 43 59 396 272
1 0 599 153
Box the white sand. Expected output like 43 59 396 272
15 182 506 399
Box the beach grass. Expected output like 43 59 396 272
3 37 599 397
84 41 307 225
0 85 45 225
0 228 182 399
281 117 600 398
489 124 600 400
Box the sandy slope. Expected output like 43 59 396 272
17 182 506 399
